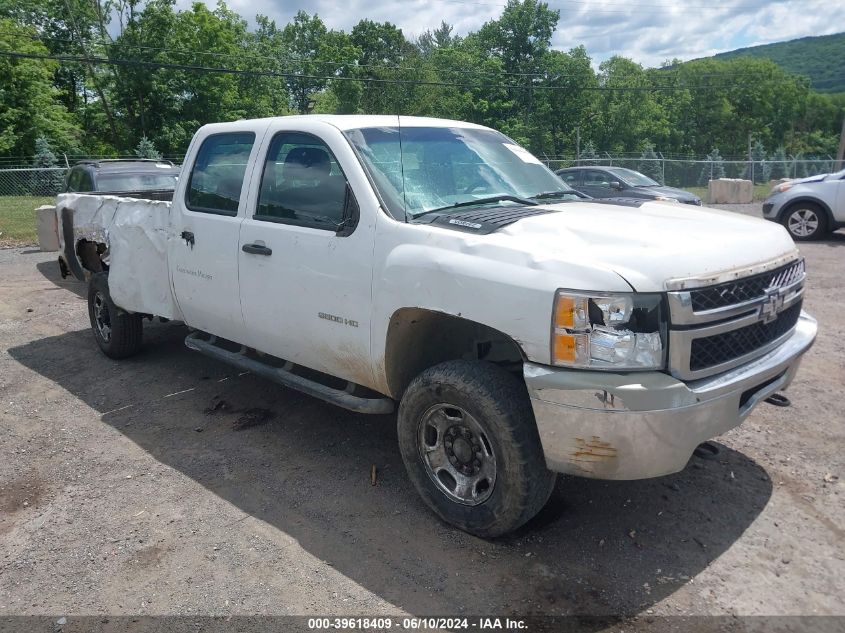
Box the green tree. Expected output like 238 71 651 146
531 46 597 157
699 148 726 185
135 136 162 159
475 0 560 130
0 19 79 158
34 137 58 167
770 147 789 180
741 140 769 183
350 19 420 114
416 22 458 57
638 142 662 183
595 57 669 153
580 140 598 162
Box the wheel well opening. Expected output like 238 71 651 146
781 199 832 225
383 308 525 399
76 239 108 274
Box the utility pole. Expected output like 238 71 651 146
576 126 581 165
836 116 845 171
748 133 753 183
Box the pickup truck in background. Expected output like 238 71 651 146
38 115 817 537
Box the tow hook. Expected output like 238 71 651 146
765 393 791 407
693 441 720 460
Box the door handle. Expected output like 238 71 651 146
242 243 272 256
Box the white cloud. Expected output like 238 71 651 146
177 0 845 68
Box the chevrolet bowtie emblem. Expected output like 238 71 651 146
760 288 786 324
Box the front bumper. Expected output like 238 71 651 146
524 312 817 480
762 194 784 219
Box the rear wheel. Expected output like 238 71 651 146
782 203 827 240
398 360 555 537
87 272 143 359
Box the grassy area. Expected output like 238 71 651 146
687 184 772 204
0 196 53 247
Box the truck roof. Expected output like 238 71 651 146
199 115 491 134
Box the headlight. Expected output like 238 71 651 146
654 196 677 202
774 182 793 194
552 291 666 370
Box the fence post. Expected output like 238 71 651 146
606 152 612 166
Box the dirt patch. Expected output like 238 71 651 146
232 407 276 431
126 543 171 568
0 473 46 515
0 472 47 536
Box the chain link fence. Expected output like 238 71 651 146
0 155 185 197
542 156 840 190
0 167 68 197
0 155 839 197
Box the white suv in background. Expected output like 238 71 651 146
763 168 845 240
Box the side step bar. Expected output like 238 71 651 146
184 332 395 415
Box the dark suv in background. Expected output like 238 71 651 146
556 166 701 205
64 159 180 195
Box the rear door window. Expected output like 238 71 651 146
186 132 256 215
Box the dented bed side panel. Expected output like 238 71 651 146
55 193 183 321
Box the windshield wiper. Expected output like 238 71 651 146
412 194 537 219
530 190 586 200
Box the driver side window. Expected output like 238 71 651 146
583 170 611 190
255 132 354 232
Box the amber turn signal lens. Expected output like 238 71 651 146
555 296 575 329
553 333 576 363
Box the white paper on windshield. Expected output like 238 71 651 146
502 143 543 165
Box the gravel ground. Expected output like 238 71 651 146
0 204 843 625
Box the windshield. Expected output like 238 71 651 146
97 172 178 192
607 167 658 187
344 126 577 218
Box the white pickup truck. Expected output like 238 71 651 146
43 115 817 537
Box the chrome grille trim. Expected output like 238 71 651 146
664 251 801 291
667 258 806 380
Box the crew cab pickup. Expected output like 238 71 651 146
42 115 817 537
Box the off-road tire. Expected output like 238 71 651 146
87 272 143 359
398 360 556 537
781 202 828 241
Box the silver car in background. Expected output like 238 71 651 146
763 168 845 240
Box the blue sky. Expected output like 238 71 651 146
176 0 845 68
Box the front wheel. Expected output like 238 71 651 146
87 272 143 359
782 203 827 240
397 360 555 537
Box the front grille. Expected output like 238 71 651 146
690 259 804 312
689 300 802 371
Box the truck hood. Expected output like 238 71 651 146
499 200 799 291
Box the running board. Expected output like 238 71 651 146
184 332 394 415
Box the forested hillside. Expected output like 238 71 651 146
1 0 843 163
712 32 845 93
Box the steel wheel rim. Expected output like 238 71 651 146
93 291 112 342
418 403 497 506
788 208 818 237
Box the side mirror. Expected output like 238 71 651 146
610 181 623 191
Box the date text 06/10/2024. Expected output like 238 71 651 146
307 617 528 630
